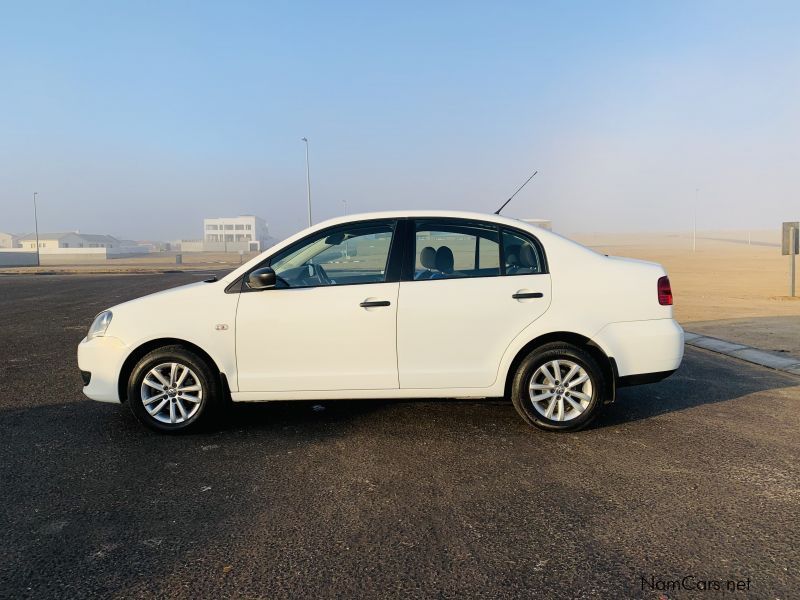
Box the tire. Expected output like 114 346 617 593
127 345 220 434
511 342 607 432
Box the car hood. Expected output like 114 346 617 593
108 281 209 313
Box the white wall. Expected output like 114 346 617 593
180 241 255 253
0 246 147 265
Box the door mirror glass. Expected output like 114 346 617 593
248 267 277 289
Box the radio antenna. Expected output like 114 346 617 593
494 170 538 215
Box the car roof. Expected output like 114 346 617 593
308 210 547 232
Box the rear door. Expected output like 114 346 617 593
396 219 551 389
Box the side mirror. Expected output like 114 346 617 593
248 267 277 290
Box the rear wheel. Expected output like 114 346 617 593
127 346 220 434
511 343 607 432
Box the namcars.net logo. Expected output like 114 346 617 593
642 574 752 594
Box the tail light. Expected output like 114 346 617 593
657 276 673 306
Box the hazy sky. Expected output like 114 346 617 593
1 1 799 241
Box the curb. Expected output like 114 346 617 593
684 331 800 376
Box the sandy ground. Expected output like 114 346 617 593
3 230 799 355
576 230 800 355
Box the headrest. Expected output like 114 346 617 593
420 246 436 269
435 246 454 274
505 244 521 266
519 244 536 268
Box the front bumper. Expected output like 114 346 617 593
77 335 129 403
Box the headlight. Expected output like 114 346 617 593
87 311 113 340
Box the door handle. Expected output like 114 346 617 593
512 292 543 299
360 300 391 308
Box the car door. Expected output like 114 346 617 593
235 219 401 392
397 219 552 389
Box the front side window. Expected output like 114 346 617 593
413 220 500 280
268 221 395 288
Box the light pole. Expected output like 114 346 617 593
33 192 40 266
302 137 312 227
693 188 698 252
342 199 347 215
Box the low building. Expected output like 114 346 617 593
18 232 121 250
0 232 20 248
5 232 149 265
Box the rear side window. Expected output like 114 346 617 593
413 220 500 280
502 230 544 275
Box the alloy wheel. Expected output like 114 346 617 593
140 362 204 425
528 359 593 422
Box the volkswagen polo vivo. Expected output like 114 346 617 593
78 211 683 433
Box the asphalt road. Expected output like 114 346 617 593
1 273 798 599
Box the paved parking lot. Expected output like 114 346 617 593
1 273 799 599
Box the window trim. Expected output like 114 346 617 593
402 217 548 282
226 218 403 294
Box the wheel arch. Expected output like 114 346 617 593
502 331 618 403
117 338 225 403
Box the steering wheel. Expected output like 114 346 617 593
294 263 333 286
315 263 333 285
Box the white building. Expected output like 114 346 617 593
0 232 20 248
195 215 270 252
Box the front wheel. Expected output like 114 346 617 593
127 346 220 434
511 343 607 432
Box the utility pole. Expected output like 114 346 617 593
33 192 40 266
302 137 312 227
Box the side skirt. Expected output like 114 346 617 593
231 387 503 402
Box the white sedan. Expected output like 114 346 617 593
78 211 683 433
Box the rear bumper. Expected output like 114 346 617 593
77 335 128 403
593 319 684 379
618 369 677 387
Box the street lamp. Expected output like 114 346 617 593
33 192 40 266
302 137 312 227
693 188 698 253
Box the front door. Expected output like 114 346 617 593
235 220 400 392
